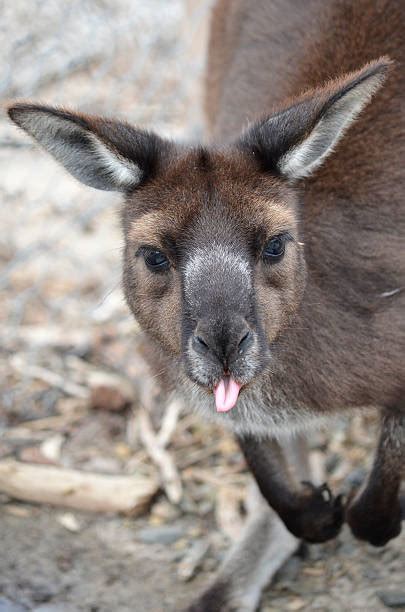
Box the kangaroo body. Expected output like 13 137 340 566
204 0 405 422
8 1 405 610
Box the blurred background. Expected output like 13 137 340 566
0 2 404 611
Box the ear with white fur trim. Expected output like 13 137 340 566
7 103 172 192
237 58 392 180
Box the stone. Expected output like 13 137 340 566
0 597 27 612
377 591 405 608
136 525 185 545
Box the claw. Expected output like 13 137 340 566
301 480 317 492
301 481 333 503
320 483 332 502
287 480 345 543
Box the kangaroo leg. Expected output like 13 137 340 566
186 436 309 612
346 410 404 547
238 435 344 543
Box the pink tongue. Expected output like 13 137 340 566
214 377 242 413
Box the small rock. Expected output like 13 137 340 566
90 384 131 412
136 525 185 545
40 434 64 462
377 591 405 608
286 597 307 611
89 371 134 412
19 446 54 465
57 512 81 532
0 596 27 612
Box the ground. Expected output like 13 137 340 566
1 2 404 611
0 502 404 611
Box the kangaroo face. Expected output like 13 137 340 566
122 149 305 411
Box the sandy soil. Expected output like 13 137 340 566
0 504 404 611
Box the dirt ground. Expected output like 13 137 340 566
0 495 404 611
1 2 404 611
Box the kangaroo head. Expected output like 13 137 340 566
8 58 390 413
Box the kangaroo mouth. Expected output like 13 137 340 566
213 376 242 413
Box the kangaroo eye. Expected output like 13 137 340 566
142 248 170 272
263 235 286 262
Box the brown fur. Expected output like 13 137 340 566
202 0 405 409
122 149 304 362
120 2 405 558
199 0 405 559
6 2 405 607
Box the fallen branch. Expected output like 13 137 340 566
138 407 182 504
0 460 158 515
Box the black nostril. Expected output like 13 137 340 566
196 335 209 348
193 334 210 353
238 330 253 354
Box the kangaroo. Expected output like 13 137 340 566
7 0 405 609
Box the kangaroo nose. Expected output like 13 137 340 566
192 317 253 366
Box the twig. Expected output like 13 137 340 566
177 441 224 469
182 466 246 488
8 412 85 432
157 398 182 447
10 356 89 399
138 407 182 504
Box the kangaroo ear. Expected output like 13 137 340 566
237 58 392 180
7 104 172 192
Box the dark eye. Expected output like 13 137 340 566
143 248 170 272
263 235 286 262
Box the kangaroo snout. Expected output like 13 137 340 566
192 316 254 369
185 311 266 405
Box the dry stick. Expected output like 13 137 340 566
157 397 182 448
138 406 182 504
0 460 158 515
7 412 85 432
10 356 89 399
182 467 246 488
177 440 225 469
